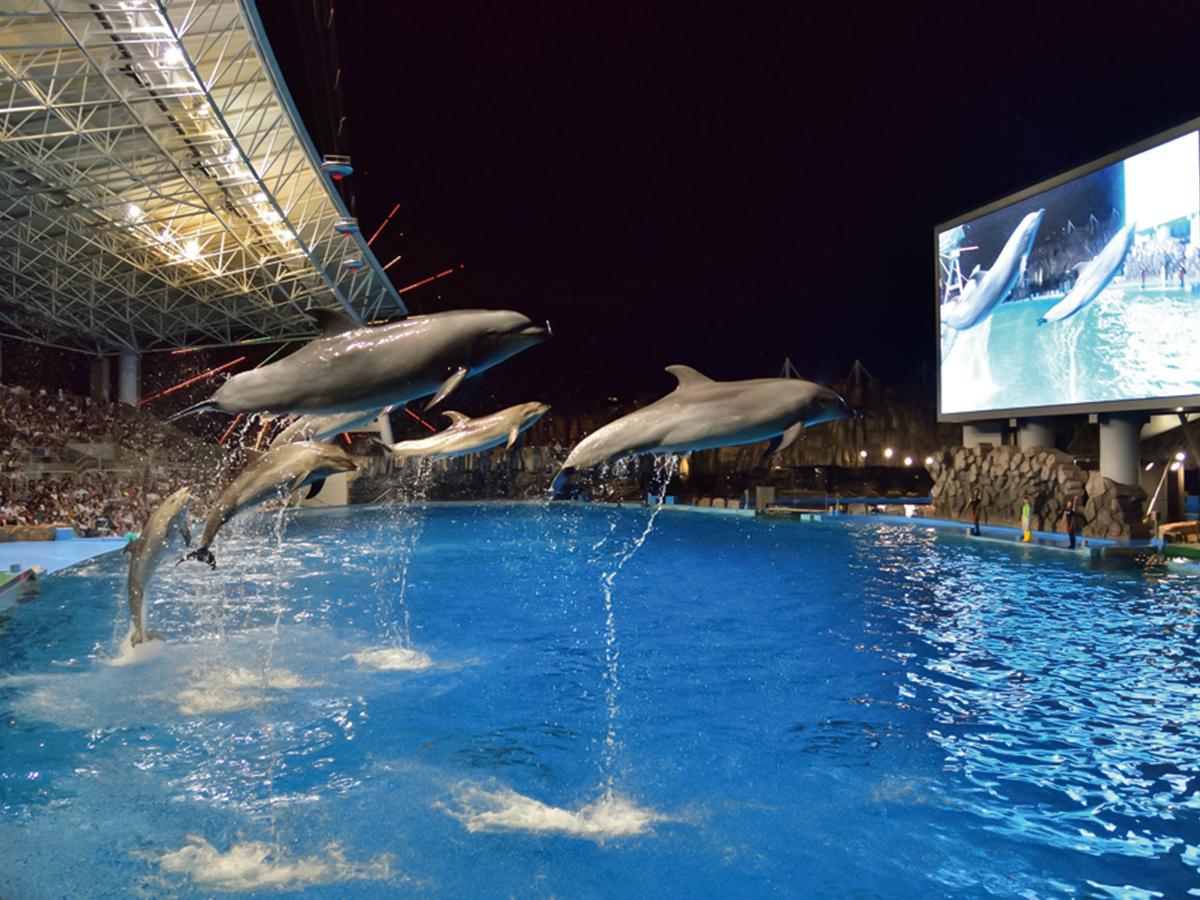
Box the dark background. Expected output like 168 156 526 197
8 2 1199 417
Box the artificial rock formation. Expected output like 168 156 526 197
928 445 1149 541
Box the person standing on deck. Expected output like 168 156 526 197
1021 497 1032 543
1063 497 1079 549
969 487 982 536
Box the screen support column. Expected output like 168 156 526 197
1016 418 1055 450
1098 412 1145 486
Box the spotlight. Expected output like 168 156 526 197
1171 461 1182 472
161 45 184 67
859 449 868 459
1144 461 1155 471
903 456 913 466
1176 451 1186 461
924 456 934 466
884 447 894 459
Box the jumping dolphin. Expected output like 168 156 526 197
271 407 391 446
183 442 358 568
381 402 550 460
551 367 854 495
124 486 191 645
1037 222 1136 326
168 309 550 420
941 209 1045 331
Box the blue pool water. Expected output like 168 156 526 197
2 503 1200 897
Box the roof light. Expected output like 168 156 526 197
1176 451 1187 461
1171 461 1182 472
181 239 201 261
161 45 184 67
124 203 143 222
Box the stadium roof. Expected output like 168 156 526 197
0 0 406 356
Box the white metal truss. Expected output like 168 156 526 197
0 0 405 355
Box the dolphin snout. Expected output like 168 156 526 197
519 322 551 342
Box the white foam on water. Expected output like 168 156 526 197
102 628 168 668
175 666 317 715
346 647 434 671
443 784 665 842
152 835 393 892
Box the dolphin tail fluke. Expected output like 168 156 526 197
166 399 218 422
550 466 575 498
184 547 217 569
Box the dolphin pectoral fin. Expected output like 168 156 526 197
506 424 522 449
304 478 326 499
426 368 468 410
763 423 804 459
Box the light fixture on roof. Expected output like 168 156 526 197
342 258 365 272
181 239 201 261
320 154 353 181
225 146 239 164
903 456 912 466
1176 451 1187 461
859 449 868 459
124 203 143 222
1171 461 1182 472
884 447 894 459
161 45 184 67
334 218 360 237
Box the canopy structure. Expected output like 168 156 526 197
0 0 406 355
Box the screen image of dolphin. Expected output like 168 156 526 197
941 208 1045 331
124 486 191 645
182 442 358 568
1037 222 1136 326
381 402 550 461
168 309 550 420
551 366 855 496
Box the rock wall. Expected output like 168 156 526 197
928 445 1150 540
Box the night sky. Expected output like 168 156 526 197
257 0 1200 409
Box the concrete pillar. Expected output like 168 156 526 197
1098 412 1145 486
377 410 394 444
89 357 111 404
1016 417 1055 450
117 351 140 406
963 422 1005 448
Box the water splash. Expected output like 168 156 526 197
596 454 678 792
152 835 394 892
442 783 665 842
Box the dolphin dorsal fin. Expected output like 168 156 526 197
665 365 714 390
443 410 469 426
309 308 361 336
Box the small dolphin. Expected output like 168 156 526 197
124 486 191 645
381 402 550 460
1037 222 1136 326
169 309 550 420
271 407 391 446
942 209 1044 330
551 366 854 495
183 442 358 568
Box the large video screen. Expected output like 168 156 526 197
936 125 1200 420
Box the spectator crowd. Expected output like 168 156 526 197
1 383 222 535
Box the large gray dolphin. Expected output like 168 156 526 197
123 486 191 645
381 402 550 460
271 407 391 446
1037 222 1136 326
183 441 358 568
551 366 854 495
941 208 1044 330
169 309 550 419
